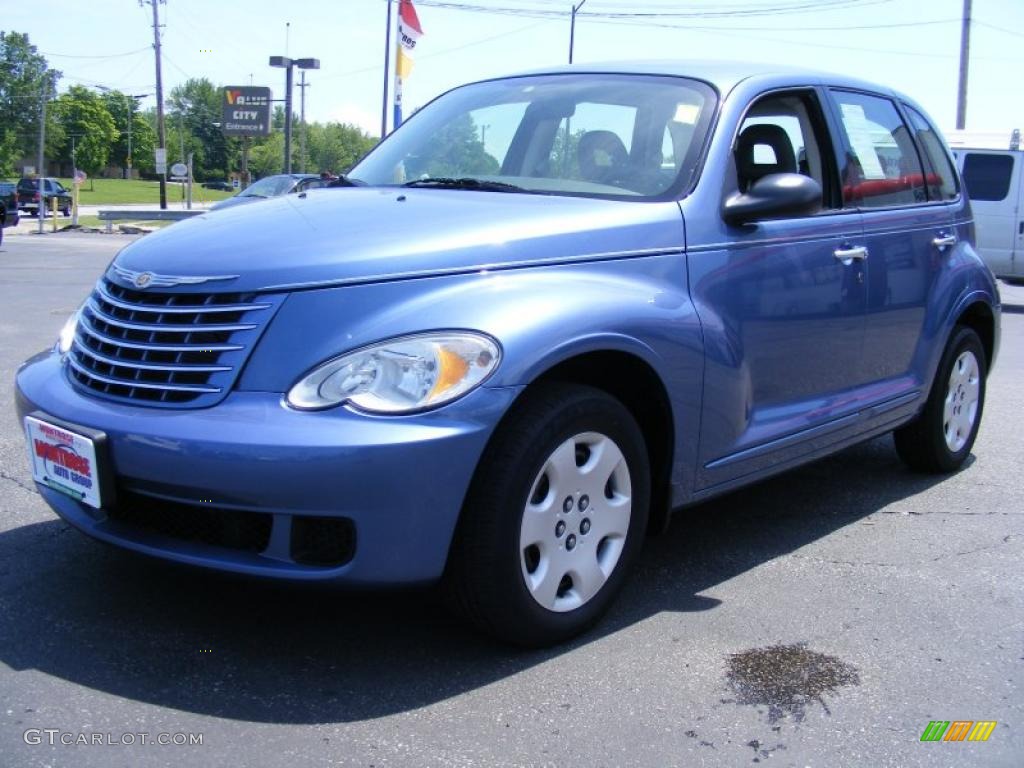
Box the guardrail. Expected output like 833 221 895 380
97 209 204 233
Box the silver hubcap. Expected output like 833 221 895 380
519 432 632 613
943 350 980 453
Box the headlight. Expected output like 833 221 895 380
56 306 83 355
286 332 501 413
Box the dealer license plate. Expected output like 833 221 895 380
24 415 102 509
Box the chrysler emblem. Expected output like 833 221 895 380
109 264 239 289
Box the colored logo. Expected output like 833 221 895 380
920 721 997 742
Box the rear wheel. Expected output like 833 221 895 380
894 325 986 473
446 383 650 647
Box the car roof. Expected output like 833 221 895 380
482 59 910 103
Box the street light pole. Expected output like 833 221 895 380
269 56 320 175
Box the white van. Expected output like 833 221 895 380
947 129 1023 284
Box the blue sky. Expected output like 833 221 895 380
5 0 1023 137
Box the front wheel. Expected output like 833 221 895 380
446 383 650 647
894 325 986 473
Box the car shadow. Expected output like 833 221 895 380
0 434 950 724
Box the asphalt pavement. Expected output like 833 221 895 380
0 232 1021 767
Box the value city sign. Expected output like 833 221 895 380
221 86 272 136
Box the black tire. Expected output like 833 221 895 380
445 383 650 647
62 204 71 217
894 325 986 473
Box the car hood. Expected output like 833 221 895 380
110 187 685 293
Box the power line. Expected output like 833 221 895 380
407 0 895 20
974 18 1024 39
39 47 151 59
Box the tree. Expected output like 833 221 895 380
52 85 117 176
101 91 156 175
306 122 377 174
167 78 233 180
248 132 285 179
0 31 62 175
404 113 498 179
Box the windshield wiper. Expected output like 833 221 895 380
402 177 527 193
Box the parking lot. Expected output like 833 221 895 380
0 232 1021 767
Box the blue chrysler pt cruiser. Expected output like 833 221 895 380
16 62 1000 646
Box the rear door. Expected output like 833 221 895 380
826 89 949 389
955 149 1021 278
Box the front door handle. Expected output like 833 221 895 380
932 234 957 249
834 246 868 261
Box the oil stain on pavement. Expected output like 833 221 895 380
725 642 860 724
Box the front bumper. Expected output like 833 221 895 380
16 352 521 584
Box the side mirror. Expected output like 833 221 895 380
722 173 822 225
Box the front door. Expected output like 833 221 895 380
690 89 868 489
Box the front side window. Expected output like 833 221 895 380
961 153 1014 202
350 74 716 200
734 90 836 209
831 90 925 208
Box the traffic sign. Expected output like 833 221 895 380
170 162 188 177
73 170 87 185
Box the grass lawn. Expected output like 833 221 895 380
3 178 237 206
68 215 175 230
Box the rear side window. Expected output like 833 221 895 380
961 153 1014 201
904 105 958 201
830 90 925 208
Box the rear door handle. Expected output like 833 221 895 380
834 246 868 261
932 234 957 248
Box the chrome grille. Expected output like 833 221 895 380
68 277 279 407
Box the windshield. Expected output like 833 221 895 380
350 74 715 200
241 175 297 198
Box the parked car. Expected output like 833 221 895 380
16 62 1000 646
201 179 234 191
946 129 1024 284
208 173 325 211
0 181 20 244
17 177 71 217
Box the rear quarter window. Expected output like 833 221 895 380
903 105 959 201
961 153 1014 201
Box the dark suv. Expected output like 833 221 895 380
17 177 72 217
0 181 19 243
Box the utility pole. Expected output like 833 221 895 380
298 70 309 173
956 0 971 130
569 0 587 64
37 77 49 235
380 0 393 139
143 0 168 209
